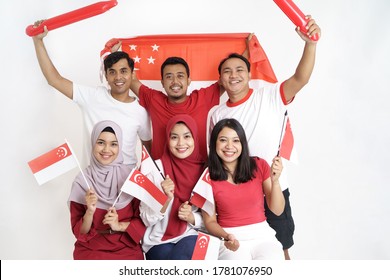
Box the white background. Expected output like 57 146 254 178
1 0 389 260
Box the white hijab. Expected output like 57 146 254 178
68 120 133 210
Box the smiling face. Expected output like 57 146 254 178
105 58 133 97
168 122 195 159
161 64 191 103
93 131 119 165
219 57 251 101
216 126 242 167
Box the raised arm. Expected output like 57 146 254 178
263 157 285 216
32 23 73 99
130 71 143 97
282 16 321 103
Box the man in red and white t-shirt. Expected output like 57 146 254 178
210 18 321 260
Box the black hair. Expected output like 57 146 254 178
101 126 115 135
104 51 134 72
217 53 251 74
208 118 257 184
161 57 190 78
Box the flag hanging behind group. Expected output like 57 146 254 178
101 33 277 83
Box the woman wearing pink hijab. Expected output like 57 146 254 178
68 120 145 260
140 114 206 259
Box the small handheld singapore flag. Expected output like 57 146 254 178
140 145 164 179
121 169 167 213
191 232 220 260
140 145 155 175
279 117 298 164
27 143 78 185
190 168 215 217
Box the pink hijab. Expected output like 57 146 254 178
161 114 205 240
68 120 132 210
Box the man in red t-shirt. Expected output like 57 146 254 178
130 57 225 161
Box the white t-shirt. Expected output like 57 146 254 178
210 82 291 190
73 84 151 167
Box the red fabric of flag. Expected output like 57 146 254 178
101 33 277 83
279 117 294 161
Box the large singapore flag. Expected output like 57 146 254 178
100 33 278 90
28 143 78 185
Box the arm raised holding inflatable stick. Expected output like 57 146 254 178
281 14 321 103
26 0 118 36
274 0 319 41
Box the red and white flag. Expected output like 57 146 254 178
140 145 162 177
279 117 298 164
121 169 167 213
190 168 215 217
101 33 277 90
27 142 78 185
191 231 220 260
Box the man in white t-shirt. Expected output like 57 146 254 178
209 17 321 260
32 23 151 168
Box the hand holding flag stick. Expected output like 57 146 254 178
25 0 118 36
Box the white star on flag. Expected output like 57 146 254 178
101 33 278 92
133 56 141 63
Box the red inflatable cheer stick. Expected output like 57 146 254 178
25 0 118 37
273 0 319 41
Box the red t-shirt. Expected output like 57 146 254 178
211 157 270 228
70 200 145 260
139 82 220 161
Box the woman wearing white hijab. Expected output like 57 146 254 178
68 120 145 259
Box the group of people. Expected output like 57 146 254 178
31 15 321 260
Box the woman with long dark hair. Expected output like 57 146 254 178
204 118 285 260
